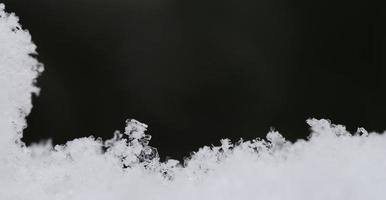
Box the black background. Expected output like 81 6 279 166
2 0 383 160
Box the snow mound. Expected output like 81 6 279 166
1 4 386 200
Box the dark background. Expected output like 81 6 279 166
2 0 383 160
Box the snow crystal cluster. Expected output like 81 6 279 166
1 4 386 200
0 3 42 154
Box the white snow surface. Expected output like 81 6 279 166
1 4 386 200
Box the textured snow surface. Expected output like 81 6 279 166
1 4 386 200
0 4 42 157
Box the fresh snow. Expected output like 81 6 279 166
1 4 386 200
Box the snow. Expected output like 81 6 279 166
0 3 42 158
1 4 386 199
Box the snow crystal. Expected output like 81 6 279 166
1 4 386 200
